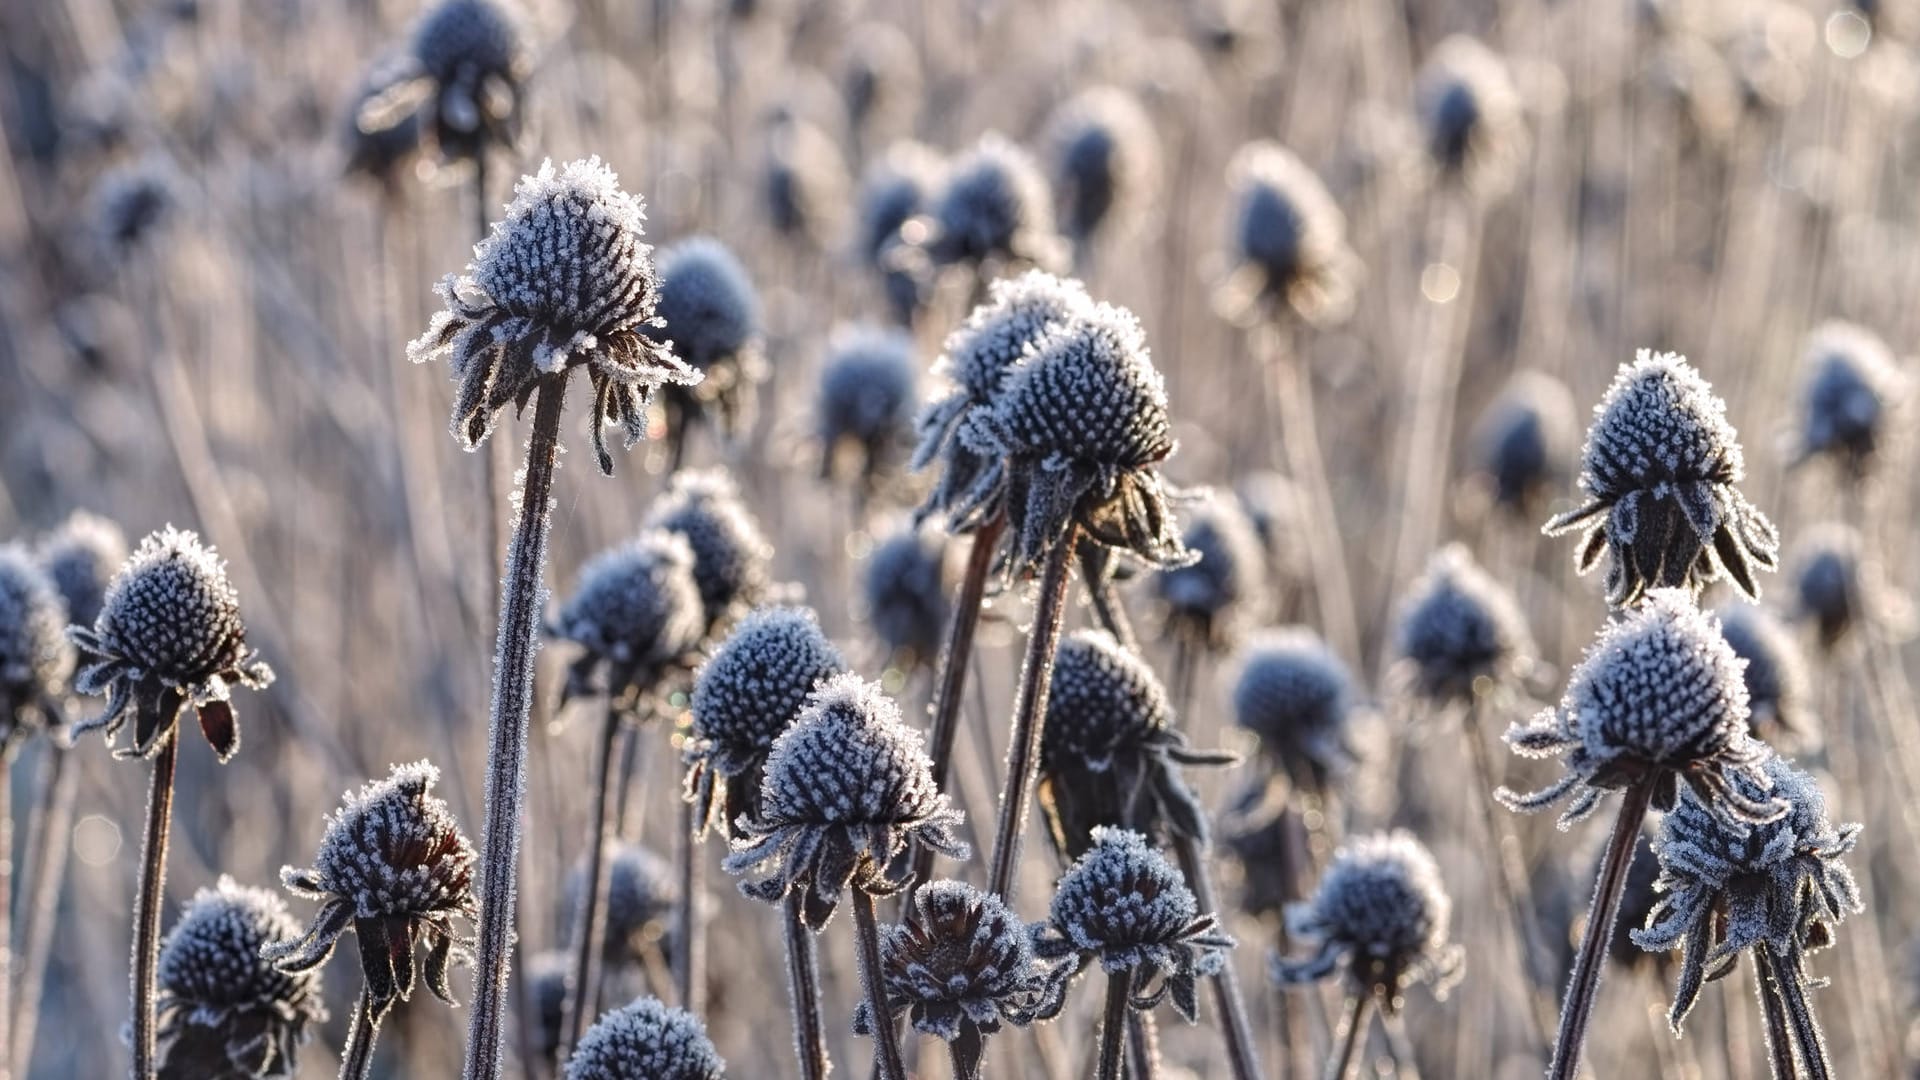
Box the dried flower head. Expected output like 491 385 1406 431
1792 320 1906 479
1415 35 1526 198
1040 630 1234 858
645 468 774 634
1222 793 1308 919
855 141 942 270
155 876 326 1079
1544 350 1779 607
37 509 128 628
1472 370 1576 515
764 111 850 245
1046 86 1160 245
1231 627 1355 792
954 301 1193 577
1789 524 1869 650
0 545 72 756
1498 590 1785 828
656 238 765 443
861 525 948 665
724 673 968 929
566 996 726 1080
568 842 677 968
1034 828 1234 1022
1631 757 1861 1032
1273 830 1463 1010
1221 141 1359 326
265 762 478 1022
407 0 527 162
1153 493 1271 651
685 606 848 838
816 325 920 492
551 531 705 706
69 526 274 762
1716 601 1813 750
911 270 1094 531
1392 544 1534 705
342 53 423 187
408 157 700 475
852 880 1070 1074
927 132 1067 271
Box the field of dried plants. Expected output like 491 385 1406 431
3 0 1919 1078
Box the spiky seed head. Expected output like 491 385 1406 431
409 0 527 161
1471 370 1576 514
928 132 1066 270
817 324 920 486
302 761 477 922
566 997 726 1080
1393 544 1534 703
656 238 761 373
1789 524 1865 649
1274 830 1463 1009
1046 86 1160 244
860 525 948 663
855 141 942 269
764 112 850 243
91 159 177 254
1043 629 1173 775
342 53 423 185
552 531 705 700
37 509 128 627
567 842 677 966
1414 35 1525 197
1153 493 1269 649
645 469 773 631
0 544 72 753
1795 320 1905 478
1223 141 1358 325
1715 601 1812 748
1231 628 1354 788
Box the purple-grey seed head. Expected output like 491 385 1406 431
1472 370 1576 514
553 531 705 698
0 544 72 752
1047 86 1160 243
409 0 527 161
566 996 726 1080
1415 35 1525 197
1795 320 1905 479
1225 141 1357 325
1789 524 1864 649
37 509 128 627
928 132 1066 270
1232 628 1354 785
1715 601 1812 748
861 525 948 663
645 468 774 632
1153 492 1269 649
1274 830 1462 1008
817 325 920 486
1393 544 1534 703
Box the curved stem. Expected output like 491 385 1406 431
784 893 830 1080
1096 969 1130 1080
675 786 705 1015
462 377 569 1080
561 702 622 1055
1771 949 1834 1080
1172 834 1266 1080
1754 949 1797 1080
131 732 179 1080
1327 993 1371 1080
339 990 382 1080
986 529 1078 900
11 744 76 1077
852 890 906 1080
1546 777 1655 1080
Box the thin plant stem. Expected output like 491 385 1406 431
1755 949 1797 1080
675 786 706 1015
1172 834 1267 1080
1460 703 1555 1056
11 744 76 1077
784 893 831 1080
131 732 179 1080
1770 949 1834 1080
612 720 652 842
1546 777 1655 1080
339 990 382 1080
910 516 1005 894
462 377 569 1080
1127 1010 1160 1080
561 700 623 1056
1327 993 1370 1080
1096 969 1130 1080
0 759 10 1080
986 528 1078 899
852 889 906 1080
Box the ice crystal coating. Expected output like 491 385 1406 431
1153 493 1270 650
816 325 920 491
37 509 128 628
69 526 274 762
1273 830 1463 1010
1498 590 1786 828
155 876 325 1079
645 468 774 633
851 880 1070 1073
566 996 726 1080
1033 828 1233 1023
0 545 72 755
342 52 422 186
861 525 948 664
953 301 1192 577
764 112 849 244
927 132 1066 270
1415 35 1526 198
1632 757 1862 1032
1039 630 1234 858
551 530 704 705
1789 525 1865 650
408 0 527 161
1544 351 1779 607
265 762 478 1022
656 238 765 442
1793 321 1905 479
1223 141 1358 326
911 270 1094 530
1046 86 1159 244
567 842 677 968
1231 628 1355 791
684 606 848 838
1393 544 1534 704
1716 601 1813 749
1472 370 1576 514
723 673 968 929
408 157 701 474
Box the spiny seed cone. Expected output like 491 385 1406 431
1790 524 1867 650
645 469 773 634
1153 492 1270 650
566 996 726 1080
342 52 423 186
656 238 765 444
816 324 919 490
552 530 705 703
1793 319 1905 479
1222 141 1358 326
855 141 942 271
1046 86 1160 245
567 842 677 967
0 544 72 754
1715 601 1813 749
1415 35 1526 198
37 509 128 628
926 132 1066 271
1471 370 1575 515
1231 627 1354 791
409 0 528 162
861 525 948 664
1392 543 1533 704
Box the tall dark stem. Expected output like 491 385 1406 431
1172 835 1267 1080
986 529 1078 899
1327 993 1371 1080
1096 969 1131 1080
675 788 705 1014
1770 949 1834 1080
1127 1011 1160 1079
910 515 1004 894
561 700 622 1055
130 732 179 1080
784 893 830 1080
1754 949 1798 1080
339 990 382 1080
852 889 906 1080
462 377 569 1080
1546 777 1655 1080
11 744 76 1077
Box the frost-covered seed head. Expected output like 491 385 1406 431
568 843 677 967
408 157 700 474
342 53 423 185
69 526 273 762
409 0 527 161
1046 87 1159 244
927 133 1066 270
1232 628 1355 789
861 525 948 664
566 997 725 1080
645 469 773 632
656 238 762 374
1393 544 1534 704
155 876 325 1079
1043 629 1174 775
855 141 942 269
1274 830 1463 1009
552 531 704 702
1716 601 1812 748
0 545 72 754
1789 525 1864 649
91 160 177 254
1415 36 1525 198
37 509 128 628
1498 590 1785 828
1224 142 1358 325
1472 370 1576 514
1544 351 1778 607
1794 321 1905 479
764 112 849 244
1153 493 1270 650
816 325 919 488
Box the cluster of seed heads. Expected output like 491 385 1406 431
646 468 775 635
1231 627 1356 793
1223 141 1359 326
566 996 726 1080
1393 543 1534 705
0 544 72 754
551 530 705 705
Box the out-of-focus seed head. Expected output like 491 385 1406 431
1222 792 1307 918
724 673 967 928
1235 471 1308 592
860 524 948 665
552 531 705 704
1632 756 1862 1032
525 951 569 1065
1793 320 1906 479
655 238 765 445
0 545 72 755
266 761 477 1021
1231 628 1355 791
1046 86 1160 246
1498 590 1785 828
855 141 943 270
1034 828 1233 1022
90 159 178 256
566 996 726 1080
1471 370 1576 515
764 110 850 245
342 52 422 187
645 468 774 634
1392 544 1535 704
568 842 677 969
409 0 528 162
1414 36 1526 198
156 876 326 1079
1788 524 1871 650
69 526 274 762
1715 601 1813 750
927 132 1067 271
685 606 848 837
409 157 700 474
1153 493 1270 651
1544 350 1779 607
816 324 920 492
1221 141 1358 326
1274 830 1463 1010
841 23 921 137
37 509 128 628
